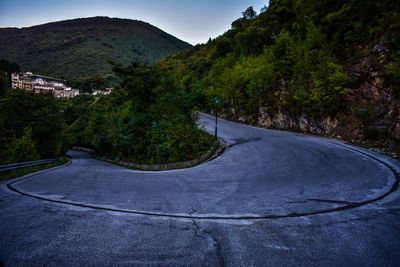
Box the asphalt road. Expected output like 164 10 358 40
1 113 400 266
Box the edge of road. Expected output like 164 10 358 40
3 131 400 220
71 138 228 172
200 112 398 161
108 138 228 171
1 157 72 189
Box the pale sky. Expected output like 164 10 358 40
0 0 268 45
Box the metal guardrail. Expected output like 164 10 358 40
0 159 58 172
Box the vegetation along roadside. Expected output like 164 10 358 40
160 0 400 157
0 157 70 182
1 59 214 166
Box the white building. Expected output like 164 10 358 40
11 72 79 98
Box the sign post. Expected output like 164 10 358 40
152 121 157 164
215 97 219 140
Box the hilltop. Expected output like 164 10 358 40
0 17 191 79
160 1 400 156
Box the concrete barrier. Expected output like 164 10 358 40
72 139 225 171
72 146 95 153
114 139 225 170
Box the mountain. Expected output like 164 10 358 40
160 1 400 155
0 17 191 78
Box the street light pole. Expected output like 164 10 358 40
215 97 219 140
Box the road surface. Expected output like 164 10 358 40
1 113 400 266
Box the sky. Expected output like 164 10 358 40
0 0 267 45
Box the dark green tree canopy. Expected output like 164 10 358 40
242 6 257 20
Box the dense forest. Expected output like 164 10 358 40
0 17 191 80
0 60 213 164
160 0 400 153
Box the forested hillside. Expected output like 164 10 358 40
0 17 191 79
160 0 400 154
0 60 213 165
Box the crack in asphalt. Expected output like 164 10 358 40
190 218 226 267
203 229 226 267
189 208 197 215
5 143 400 221
191 219 202 238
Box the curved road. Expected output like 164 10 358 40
1 113 400 266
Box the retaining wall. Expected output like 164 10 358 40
72 139 225 171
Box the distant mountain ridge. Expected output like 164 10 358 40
0 16 192 78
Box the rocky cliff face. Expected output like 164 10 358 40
257 108 343 137
220 41 400 154
345 42 400 147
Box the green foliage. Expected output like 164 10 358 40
3 1 397 164
0 59 19 98
68 61 214 164
354 108 381 140
4 127 39 164
242 6 257 20
355 108 371 125
299 61 349 116
1 58 212 165
0 89 65 163
1 157 69 181
0 17 191 79
67 75 107 93
0 74 9 98
161 1 398 122
61 94 95 125
384 59 400 91
361 126 380 140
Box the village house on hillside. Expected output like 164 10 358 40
11 72 80 98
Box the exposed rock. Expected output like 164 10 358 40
348 69 367 84
238 116 250 122
298 113 308 132
258 108 340 137
361 86 374 100
374 77 384 88
322 116 339 135
371 71 379 77
374 120 391 129
373 44 388 53
226 43 400 153
219 113 227 119
394 123 400 139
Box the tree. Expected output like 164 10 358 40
242 6 257 20
71 61 214 164
260 5 268 13
4 127 39 164
0 89 65 163
67 74 107 94
0 59 20 98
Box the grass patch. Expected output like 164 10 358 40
0 157 70 182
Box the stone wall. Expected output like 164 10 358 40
73 139 225 171
114 139 223 170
